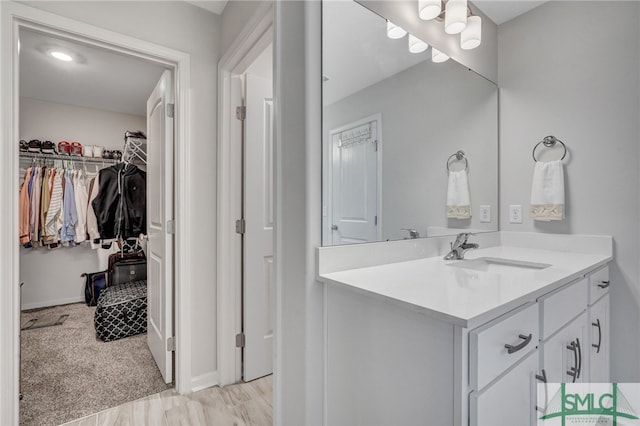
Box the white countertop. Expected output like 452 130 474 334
318 245 611 329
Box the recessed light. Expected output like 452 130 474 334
50 51 73 62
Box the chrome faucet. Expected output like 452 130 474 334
444 233 479 260
401 228 420 239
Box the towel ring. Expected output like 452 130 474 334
446 150 468 172
532 136 567 162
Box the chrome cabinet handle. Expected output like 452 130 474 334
566 341 578 382
576 338 582 379
504 333 532 354
535 369 548 414
592 319 602 354
331 224 338 231
597 280 610 289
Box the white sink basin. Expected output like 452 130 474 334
447 257 551 273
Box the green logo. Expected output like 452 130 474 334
540 383 639 425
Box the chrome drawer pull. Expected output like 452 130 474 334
504 333 532 354
597 280 610 289
592 319 602 354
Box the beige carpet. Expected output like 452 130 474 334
20 303 172 426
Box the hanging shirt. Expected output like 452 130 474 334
74 170 89 244
60 170 78 244
19 167 32 245
44 169 63 244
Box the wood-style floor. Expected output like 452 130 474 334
60 375 273 426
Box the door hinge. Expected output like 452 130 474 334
167 336 176 352
236 333 245 348
235 218 246 234
167 219 176 234
236 106 246 121
374 139 378 152
375 215 378 226
167 103 175 118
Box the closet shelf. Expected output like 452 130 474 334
19 152 120 165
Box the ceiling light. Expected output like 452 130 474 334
445 0 467 35
460 15 481 50
408 34 428 54
50 51 73 62
418 0 442 21
432 47 450 63
386 20 407 39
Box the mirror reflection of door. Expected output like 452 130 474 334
330 116 381 245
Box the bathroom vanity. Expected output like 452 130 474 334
317 232 612 425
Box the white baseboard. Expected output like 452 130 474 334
21 296 85 311
190 371 219 393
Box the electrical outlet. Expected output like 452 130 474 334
479 205 491 223
509 205 523 224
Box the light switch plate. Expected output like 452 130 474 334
479 205 491 223
509 205 523 224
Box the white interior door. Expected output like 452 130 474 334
146 69 174 384
330 119 379 245
243 73 274 382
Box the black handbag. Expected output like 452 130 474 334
109 258 147 286
82 270 108 306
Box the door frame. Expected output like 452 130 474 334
325 113 383 245
0 3 192 424
216 2 273 386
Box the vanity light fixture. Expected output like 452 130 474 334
386 20 407 39
432 47 450 63
408 34 429 53
50 50 73 62
445 0 468 34
418 0 442 20
417 0 482 50
460 15 482 49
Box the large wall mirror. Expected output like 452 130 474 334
322 0 498 246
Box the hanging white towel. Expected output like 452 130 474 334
447 170 471 219
530 159 565 221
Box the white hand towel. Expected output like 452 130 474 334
530 159 565 221
447 170 471 219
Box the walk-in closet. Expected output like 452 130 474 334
18 27 173 426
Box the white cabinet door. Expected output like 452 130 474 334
470 350 539 426
589 294 610 382
542 312 587 384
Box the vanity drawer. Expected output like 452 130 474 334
470 302 538 391
589 265 610 305
540 278 587 339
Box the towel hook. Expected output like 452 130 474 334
446 150 468 172
532 136 567 162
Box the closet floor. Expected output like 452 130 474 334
20 303 172 426
60 375 273 426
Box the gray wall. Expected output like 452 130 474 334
21 0 222 387
498 1 640 380
221 0 264 54
323 57 498 242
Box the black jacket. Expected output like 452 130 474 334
92 163 146 239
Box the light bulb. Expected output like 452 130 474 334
386 20 407 39
419 0 442 20
461 15 481 49
445 0 467 35
408 34 428 53
50 51 73 62
432 47 449 63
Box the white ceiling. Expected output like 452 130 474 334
20 29 167 116
472 0 549 25
185 0 228 15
